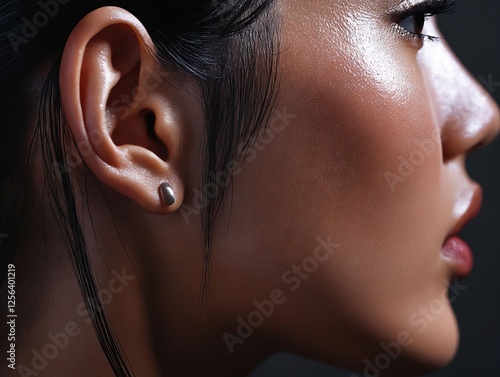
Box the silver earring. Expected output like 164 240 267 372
159 182 175 206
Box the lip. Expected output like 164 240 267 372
441 185 483 279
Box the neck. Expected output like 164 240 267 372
11 178 270 377
10 198 161 376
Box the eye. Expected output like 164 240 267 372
391 0 459 43
399 13 426 36
395 12 437 42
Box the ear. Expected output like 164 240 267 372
60 6 189 214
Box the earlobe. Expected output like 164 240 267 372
59 6 185 214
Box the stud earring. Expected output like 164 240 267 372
159 182 175 206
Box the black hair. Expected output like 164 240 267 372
0 1 280 375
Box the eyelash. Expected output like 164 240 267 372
392 0 459 42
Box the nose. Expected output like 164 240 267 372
418 22 500 161
439 65 500 160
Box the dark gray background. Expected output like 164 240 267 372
250 0 500 376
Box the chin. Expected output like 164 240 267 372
384 308 460 377
341 306 461 377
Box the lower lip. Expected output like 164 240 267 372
441 236 474 279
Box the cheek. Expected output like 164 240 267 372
257 64 459 368
273 59 443 297
242 17 458 364
213 5 459 367
276 39 444 239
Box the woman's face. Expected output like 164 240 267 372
202 0 500 374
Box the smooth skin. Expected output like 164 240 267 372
14 1 500 376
